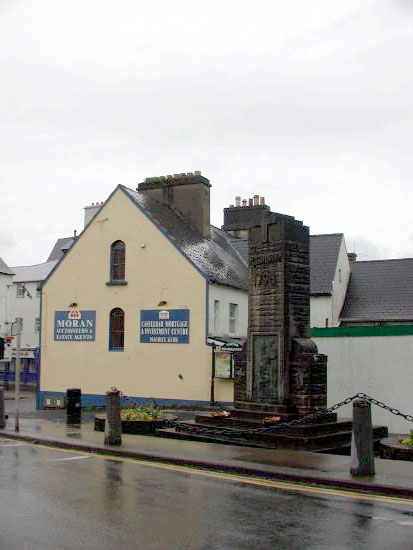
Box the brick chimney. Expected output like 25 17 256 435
137 172 211 238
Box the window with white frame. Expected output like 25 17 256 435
16 283 25 298
213 300 220 334
35 318 41 332
229 303 238 335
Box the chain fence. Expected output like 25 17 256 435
110 388 413 440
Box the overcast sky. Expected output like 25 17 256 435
1 0 412 266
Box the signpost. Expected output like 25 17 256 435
12 318 22 432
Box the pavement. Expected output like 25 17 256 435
1 393 413 500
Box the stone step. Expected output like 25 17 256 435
173 421 388 452
209 408 338 424
194 415 351 435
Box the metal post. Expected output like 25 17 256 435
0 385 5 429
14 318 22 433
104 389 122 446
350 399 375 476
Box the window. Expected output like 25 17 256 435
16 283 25 298
229 303 238 335
213 300 220 335
109 308 124 351
36 283 41 297
110 241 125 282
35 318 41 332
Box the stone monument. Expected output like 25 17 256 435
236 214 328 417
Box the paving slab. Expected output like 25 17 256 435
1 411 413 499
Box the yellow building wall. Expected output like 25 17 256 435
41 188 231 403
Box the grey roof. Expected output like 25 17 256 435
198 232 344 295
122 186 248 289
47 237 75 261
11 261 58 283
310 234 343 295
340 259 413 322
0 257 14 275
227 238 249 264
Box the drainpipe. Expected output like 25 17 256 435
210 344 216 405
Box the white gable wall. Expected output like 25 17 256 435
208 283 248 338
310 236 350 328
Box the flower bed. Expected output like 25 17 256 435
94 404 175 435
379 434 413 462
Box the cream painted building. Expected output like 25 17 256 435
39 174 248 407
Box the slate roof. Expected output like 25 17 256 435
199 232 344 295
310 234 343 295
340 259 413 322
122 186 248 289
0 257 14 275
47 237 75 262
227 238 249 264
11 261 58 283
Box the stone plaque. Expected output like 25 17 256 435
252 334 279 403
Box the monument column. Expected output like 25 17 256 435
245 217 312 411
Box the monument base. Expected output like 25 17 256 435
168 409 388 453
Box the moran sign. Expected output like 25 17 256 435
140 309 189 344
54 310 96 341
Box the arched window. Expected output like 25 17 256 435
109 308 124 351
110 241 125 281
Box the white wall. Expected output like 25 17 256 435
0 272 13 337
331 238 350 326
310 295 332 328
208 284 248 338
314 334 413 434
10 281 41 349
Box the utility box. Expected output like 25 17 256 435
44 396 66 409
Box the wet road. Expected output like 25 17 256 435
1 437 413 549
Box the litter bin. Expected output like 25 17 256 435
66 388 81 418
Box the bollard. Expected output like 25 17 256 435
350 399 375 476
0 385 5 429
104 388 122 446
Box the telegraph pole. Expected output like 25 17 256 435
13 317 22 432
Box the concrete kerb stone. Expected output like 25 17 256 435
1 429 413 500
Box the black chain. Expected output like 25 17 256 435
355 393 413 423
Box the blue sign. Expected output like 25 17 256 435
140 309 189 344
54 311 96 341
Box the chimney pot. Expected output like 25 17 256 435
235 196 241 207
248 198 253 207
253 195 259 206
194 170 201 175
260 197 265 206
242 199 247 207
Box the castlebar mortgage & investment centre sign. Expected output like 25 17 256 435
54 310 96 341
140 309 189 343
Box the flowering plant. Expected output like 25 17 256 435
261 415 282 425
213 410 231 417
120 405 165 421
